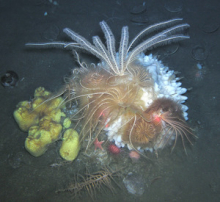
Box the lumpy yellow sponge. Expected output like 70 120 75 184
14 87 67 157
63 118 71 129
59 129 80 161
13 87 65 132
25 116 62 157
13 101 39 132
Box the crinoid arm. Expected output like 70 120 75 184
127 18 184 51
125 21 190 68
26 18 189 77
25 41 80 50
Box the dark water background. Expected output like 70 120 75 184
0 0 220 201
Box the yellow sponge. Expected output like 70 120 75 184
13 101 39 132
13 87 65 132
25 117 62 157
14 87 67 157
59 129 80 161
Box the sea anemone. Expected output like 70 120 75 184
129 151 140 161
26 18 195 154
108 144 121 155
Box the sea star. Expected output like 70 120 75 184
94 138 104 151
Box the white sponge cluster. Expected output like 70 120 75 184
139 54 189 120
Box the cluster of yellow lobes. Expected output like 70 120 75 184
13 87 80 161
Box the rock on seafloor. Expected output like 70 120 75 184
123 172 145 196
